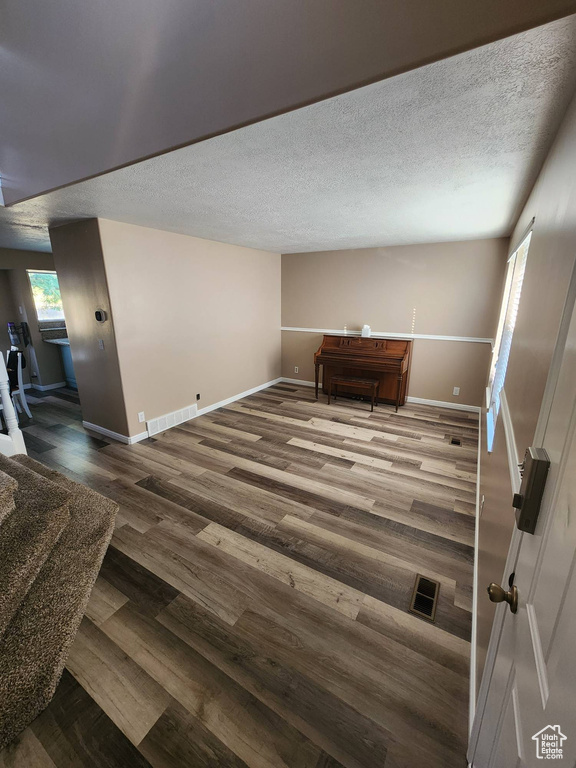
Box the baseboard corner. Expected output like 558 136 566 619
196 377 284 417
32 381 67 392
82 420 148 445
280 377 316 387
406 396 481 413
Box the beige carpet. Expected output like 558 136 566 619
0 453 117 750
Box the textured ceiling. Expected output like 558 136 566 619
4 0 573 205
2 15 576 254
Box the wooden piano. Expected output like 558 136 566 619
314 335 412 410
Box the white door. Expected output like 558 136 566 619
469 275 576 767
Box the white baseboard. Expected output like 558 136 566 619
279 381 481 412
82 378 284 445
80 380 478 446
197 377 283 417
5 383 62 395
32 381 67 391
407 396 481 413
82 421 148 445
280 378 315 387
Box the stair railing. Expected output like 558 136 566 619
0 355 26 456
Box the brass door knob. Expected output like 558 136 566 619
487 582 518 614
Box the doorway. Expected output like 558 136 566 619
0 266 83 445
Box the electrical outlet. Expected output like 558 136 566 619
196 393 200 400
294 366 299 374
138 412 146 423
98 339 105 350
453 386 460 396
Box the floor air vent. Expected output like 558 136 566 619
409 575 440 622
147 403 198 437
449 437 461 446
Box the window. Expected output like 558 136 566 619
27 270 65 322
486 229 532 450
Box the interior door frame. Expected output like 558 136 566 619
468 257 576 765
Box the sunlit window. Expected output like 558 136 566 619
27 270 65 322
486 230 532 450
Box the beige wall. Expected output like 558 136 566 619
282 333 492 407
51 218 281 439
476 89 576 690
504 100 576 455
0 249 64 387
97 219 281 437
50 221 130 435
281 239 508 407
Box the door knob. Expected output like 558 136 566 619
487 582 518 614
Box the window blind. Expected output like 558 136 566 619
489 231 532 420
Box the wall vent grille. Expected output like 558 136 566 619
409 574 440 622
147 403 197 437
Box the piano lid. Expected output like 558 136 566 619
337 337 388 353
315 335 410 357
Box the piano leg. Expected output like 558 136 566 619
315 363 320 400
396 374 402 413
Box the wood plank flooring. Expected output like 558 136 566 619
0 384 477 768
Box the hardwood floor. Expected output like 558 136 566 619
0 384 477 768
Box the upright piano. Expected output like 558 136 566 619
314 335 413 409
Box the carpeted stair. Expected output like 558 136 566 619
0 470 17 525
0 453 118 750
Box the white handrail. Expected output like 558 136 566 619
0 355 26 456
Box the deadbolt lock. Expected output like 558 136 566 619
487 582 518 614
